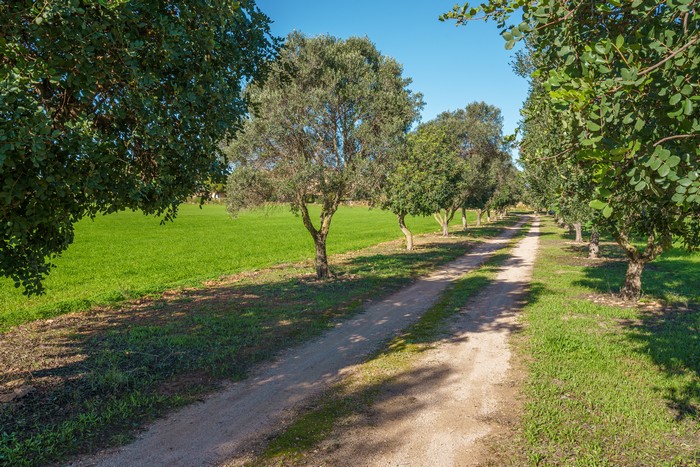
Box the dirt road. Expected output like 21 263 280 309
299 218 540 466
95 218 532 467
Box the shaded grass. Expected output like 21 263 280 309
0 205 479 331
254 225 530 465
510 217 700 466
0 217 515 466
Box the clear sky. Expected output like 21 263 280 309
255 0 529 139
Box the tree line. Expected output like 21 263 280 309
224 32 521 279
1 2 521 295
444 0 699 300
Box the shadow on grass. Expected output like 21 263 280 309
566 232 700 425
623 308 700 422
264 240 546 463
0 218 526 465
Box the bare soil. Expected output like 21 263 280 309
88 219 532 467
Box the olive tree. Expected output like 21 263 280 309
428 103 510 235
226 33 422 278
380 123 461 246
0 0 276 294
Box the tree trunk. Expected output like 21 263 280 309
434 210 453 237
574 222 583 243
298 199 336 280
441 220 449 237
487 209 491 222
461 207 468 231
476 209 482 226
588 229 600 259
398 214 413 251
313 234 331 279
620 258 645 301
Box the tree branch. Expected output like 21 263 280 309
638 36 699 77
653 133 699 146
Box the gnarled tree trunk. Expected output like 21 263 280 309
299 199 336 279
588 229 600 259
398 213 414 251
574 222 583 243
487 209 491 223
313 234 331 278
476 208 482 226
461 207 468 231
614 230 664 301
621 257 645 301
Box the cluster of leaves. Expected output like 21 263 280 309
445 0 700 298
0 0 277 294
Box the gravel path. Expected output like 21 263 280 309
299 218 540 466
95 218 530 467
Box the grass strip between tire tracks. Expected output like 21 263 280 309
0 217 520 466
249 222 531 465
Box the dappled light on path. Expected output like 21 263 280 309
95 219 531 466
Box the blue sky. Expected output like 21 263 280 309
256 0 529 140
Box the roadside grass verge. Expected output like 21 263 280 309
251 223 530 465
0 217 517 466
1 204 475 331
506 217 700 465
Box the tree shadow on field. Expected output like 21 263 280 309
568 235 700 424
621 305 700 422
0 223 523 465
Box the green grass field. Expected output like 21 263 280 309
0 204 467 331
513 218 700 465
0 213 510 465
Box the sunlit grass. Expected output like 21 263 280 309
514 217 700 465
0 204 474 331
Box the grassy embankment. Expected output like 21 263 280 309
1 203 460 331
0 205 513 465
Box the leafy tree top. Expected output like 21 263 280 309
1 0 277 294
226 32 423 218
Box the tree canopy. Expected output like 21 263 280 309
445 0 700 299
0 0 277 294
226 32 422 278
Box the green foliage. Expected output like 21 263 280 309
446 0 700 296
0 0 277 295
384 102 515 235
225 32 422 277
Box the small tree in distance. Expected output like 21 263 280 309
226 32 423 278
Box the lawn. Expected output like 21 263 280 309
0 203 469 331
510 217 700 465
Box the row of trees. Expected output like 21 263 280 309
226 32 520 279
444 0 699 300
